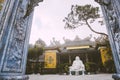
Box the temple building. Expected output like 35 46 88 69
41 35 102 74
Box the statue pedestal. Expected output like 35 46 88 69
0 75 29 80
112 74 120 80
69 70 85 75
75 71 79 76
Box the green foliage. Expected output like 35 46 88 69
26 46 44 74
26 62 34 74
64 4 100 29
104 60 116 73
95 36 115 73
34 62 41 74
76 5 99 21
64 4 107 36
0 0 4 3
58 63 70 74
27 48 35 59
28 47 44 60
0 0 4 11
85 62 98 72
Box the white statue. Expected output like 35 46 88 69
69 56 85 75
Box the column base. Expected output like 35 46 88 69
0 75 29 80
112 74 120 80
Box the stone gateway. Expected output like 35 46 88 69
95 0 120 80
0 0 120 80
0 0 43 80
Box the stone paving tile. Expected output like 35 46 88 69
28 74 114 80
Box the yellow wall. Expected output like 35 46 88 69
0 0 4 10
99 47 112 65
44 51 57 68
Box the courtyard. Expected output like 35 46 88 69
29 74 113 80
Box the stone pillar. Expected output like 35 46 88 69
0 0 43 80
95 0 120 80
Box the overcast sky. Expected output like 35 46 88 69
29 0 107 46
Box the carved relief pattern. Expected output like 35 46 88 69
3 20 26 72
96 0 120 56
1 0 43 72
24 0 43 18
0 0 8 38
103 0 120 55
2 1 28 72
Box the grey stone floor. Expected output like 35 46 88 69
28 74 114 80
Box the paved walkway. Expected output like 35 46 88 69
29 74 114 80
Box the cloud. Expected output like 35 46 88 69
29 0 107 45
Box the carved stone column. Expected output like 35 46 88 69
0 0 43 80
95 0 120 80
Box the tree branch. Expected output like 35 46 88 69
85 20 108 37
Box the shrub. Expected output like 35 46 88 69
85 62 98 73
58 63 70 74
104 60 115 73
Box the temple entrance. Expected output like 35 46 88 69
0 0 119 80
27 0 111 75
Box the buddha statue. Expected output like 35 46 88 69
69 56 85 75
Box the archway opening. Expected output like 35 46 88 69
26 0 114 75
